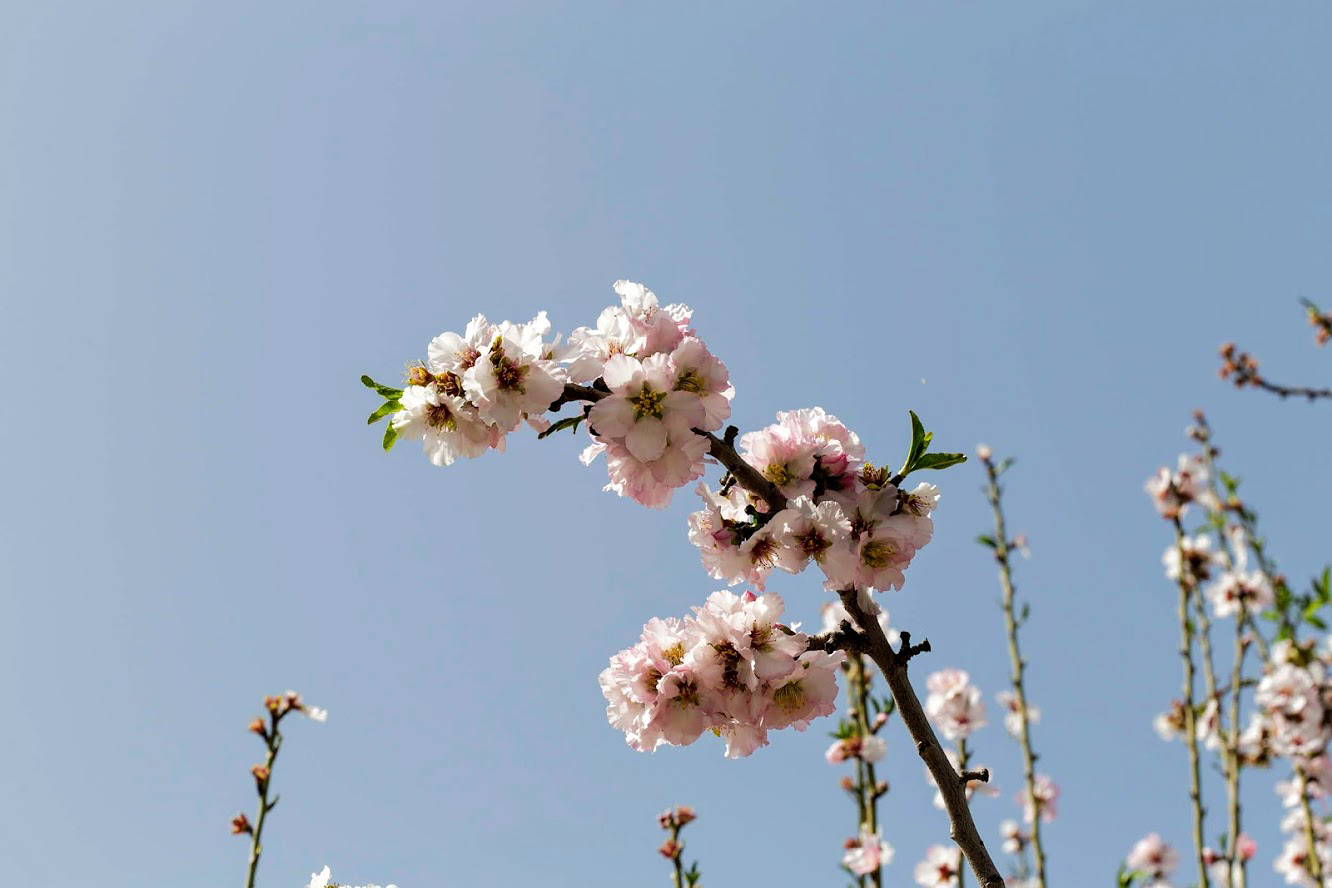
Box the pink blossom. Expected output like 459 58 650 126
913 845 961 887
1018 774 1059 824
1207 569 1275 618
1125 833 1178 883
461 312 567 432
843 829 894 876
924 669 986 741
588 354 704 463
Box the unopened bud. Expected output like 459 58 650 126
658 839 682 860
975 444 992 462
251 764 271 785
874 712 888 729
405 362 432 387
231 812 253 835
248 717 266 737
839 776 855 792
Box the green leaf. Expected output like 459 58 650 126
909 410 926 461
913 452 967 472
1020 602 1031 623
1307 613 1328 631
361 374 404 400
367 401 401 425
537 414 585 440
976 534 998 549
382 423 398 452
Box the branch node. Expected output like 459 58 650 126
960 767 990 785
896 631 932 663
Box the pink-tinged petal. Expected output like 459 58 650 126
626 417 668 462
588 397 635 438
601 354 641 392
661 391 706 434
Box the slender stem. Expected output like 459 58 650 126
982 458 1048 888
1225 613 1247 888
852 653 883 888
245 713 281 888
670 824 685 888
558 383 1004 885
1300 769 1324 884
1172 518 1211 888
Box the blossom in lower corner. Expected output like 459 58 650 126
843 828 894 876
306 865 398 888
913 844 961 887
1124 833 1178 887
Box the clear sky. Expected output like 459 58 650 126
2 3 1330 886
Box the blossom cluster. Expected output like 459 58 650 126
688 410 940 610
384 280 734 508
1149 444 1332 886
599 590 844 757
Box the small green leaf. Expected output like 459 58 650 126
909 410 926 458
1020 602 1031 623
382 423 399 452
913 452 967 472
976 534 998 549
538 414 585 440
367 401 401 425
1307 614 1327 630
361 374 404 400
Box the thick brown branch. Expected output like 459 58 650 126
837 588 1005 888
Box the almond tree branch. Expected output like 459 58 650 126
557 382 1003 886
836 588 1005 888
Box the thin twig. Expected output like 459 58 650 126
981 454 1048 888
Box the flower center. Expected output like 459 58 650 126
764 463 796 486
436 372 464 397
630 385 667 419
661 642 685 666
861 538 896 569
773 681 804 711
748 535 779 568
425 402 457 432
675 369 706 394
795 527 830 559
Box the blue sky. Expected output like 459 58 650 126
2 3 1330 886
